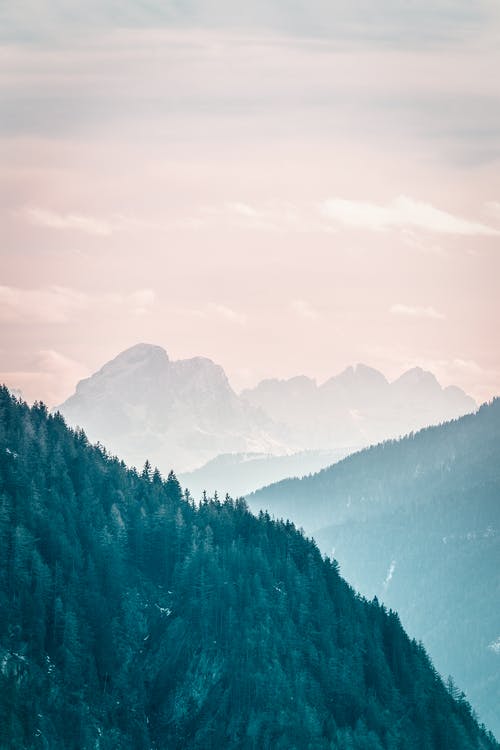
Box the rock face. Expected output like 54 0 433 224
59 344 476 477
59 344 285 472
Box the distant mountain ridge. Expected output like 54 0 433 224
58 343 476 478
179 448 353 500
241 363 476 451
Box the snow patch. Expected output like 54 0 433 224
383 560 396 590
111 503 125 528
155 604 172 616
488 637 500 655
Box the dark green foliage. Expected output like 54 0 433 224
0 387 497 749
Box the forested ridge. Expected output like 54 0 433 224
250 398 500 531
0 387 497 749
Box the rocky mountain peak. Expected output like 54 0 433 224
394 366 440 389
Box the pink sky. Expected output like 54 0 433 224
1 7 500 406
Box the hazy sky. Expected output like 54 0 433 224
1 1 500 405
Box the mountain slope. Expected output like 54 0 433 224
249 400 500 737
1 386 497 749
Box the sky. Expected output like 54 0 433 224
1 1 500 406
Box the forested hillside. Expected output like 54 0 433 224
0 387 497 750
250 400 500 736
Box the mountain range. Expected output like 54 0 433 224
1 386 497 749
242 363 476 451
58 343 284 473
249 399 500 737
58 343 476 486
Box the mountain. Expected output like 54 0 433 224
0 386 497 749
58 344 476 490
242 363 476 451
249 400 500 737
179 448 352 500
58 343 286 473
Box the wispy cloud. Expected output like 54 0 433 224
0 285 157 323
194 201 335 234
0 349 88 407
291 299 321 321
199 202 283 232
400 230 447 256
450 358 485 376
127 289 156 316
390 303 445 320
484 201 500 221
226 202 261 219
25 207 115 236
0 1 492 47
321 196 500 235
0 285 89 323
185 196 500 238
210 303 247 325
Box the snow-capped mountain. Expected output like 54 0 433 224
58 344 476 479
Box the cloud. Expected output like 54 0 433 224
128 288 156 316
400 230 446 256
390 303 445 320
321 196 500 235
484 201 500 221
0 285 89 323
207 203 278 232
197 196 500 238
291 299 321 321
210 303 247 325
25 207 114 236
0 285 157 323
197 202 335 234
449 358 484 375
0 349 88 407
226 202 261 219
0 0 492 47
